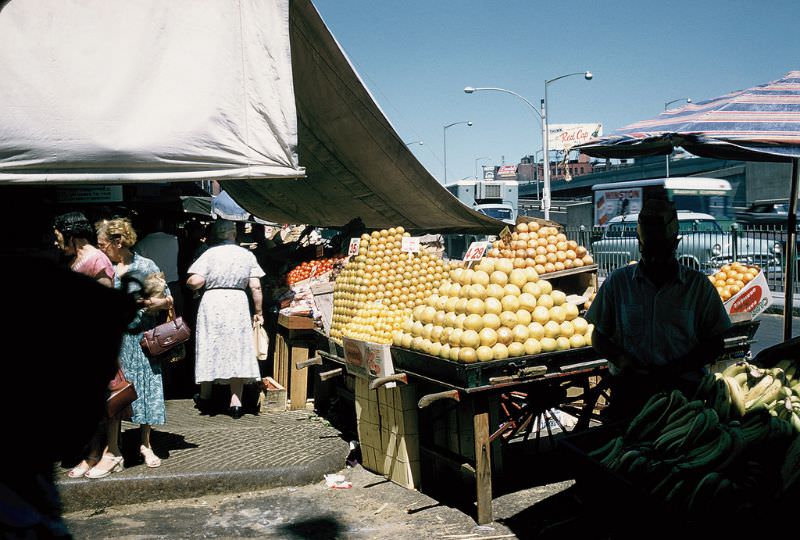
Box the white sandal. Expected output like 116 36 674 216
140 445 162 468
85 455 124 479
66 456 100 478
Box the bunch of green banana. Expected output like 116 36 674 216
696 373 734 421
589 435 625 467
653 402 720 457
625 389 687 442
686 470 736 515
675 424 745 472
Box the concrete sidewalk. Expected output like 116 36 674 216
56 400 350 513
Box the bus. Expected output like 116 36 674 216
591 177 733 227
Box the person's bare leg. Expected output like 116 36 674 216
140 424 161 467
106 419 122 457
86 419 124 478
230 379 244 408
67 422 105 477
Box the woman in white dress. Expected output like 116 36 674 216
187 220 264 418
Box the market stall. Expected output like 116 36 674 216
283 219 610 523
282 210 774 523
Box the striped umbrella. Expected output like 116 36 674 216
575 71 800 338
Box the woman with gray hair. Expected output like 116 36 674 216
187 220 265 418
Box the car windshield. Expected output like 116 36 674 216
480 207 513 220
678 219 722 233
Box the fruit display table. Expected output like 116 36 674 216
315 342 608 524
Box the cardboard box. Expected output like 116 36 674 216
311 281 335 335
723 269 772 318
342 337 396 385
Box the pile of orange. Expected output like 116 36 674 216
709 262 760 302
487 222 593 275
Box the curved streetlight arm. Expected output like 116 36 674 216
443 121 473 183
464 87 542 124
474 156 491 179
444 120 473 129
545 71 592 86
664 97 692 110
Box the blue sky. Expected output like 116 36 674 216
313 0 799 183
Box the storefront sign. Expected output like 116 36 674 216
55 185 123 203
594 187 642 226
496 165 517 179
547 123 603 152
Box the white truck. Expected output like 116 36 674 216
446 179 518 225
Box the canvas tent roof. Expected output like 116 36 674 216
0 0 500 233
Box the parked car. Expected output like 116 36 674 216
734 199 798 226
591 211 781 272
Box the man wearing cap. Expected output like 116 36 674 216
586 199 731 420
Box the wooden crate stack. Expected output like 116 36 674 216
354 377 420 489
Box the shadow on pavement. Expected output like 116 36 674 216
120 428 198 464
276 515 345 539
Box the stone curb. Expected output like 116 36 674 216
58 441 349 513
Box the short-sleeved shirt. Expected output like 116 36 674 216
187 243 265 288
586 262 731 376
135 232 179 282
72 248 114 282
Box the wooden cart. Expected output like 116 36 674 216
313 341 609 524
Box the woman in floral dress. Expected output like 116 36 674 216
90 218 172 477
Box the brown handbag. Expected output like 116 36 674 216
140 307 191 356
107 368 137 418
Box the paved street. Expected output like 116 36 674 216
64 464 575 539
749 313 800 355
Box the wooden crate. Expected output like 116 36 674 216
260 376 287 412
278 312 315 330
354 378 421 490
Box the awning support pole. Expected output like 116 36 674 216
783 157 799 340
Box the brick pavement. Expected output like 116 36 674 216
56 400 350 512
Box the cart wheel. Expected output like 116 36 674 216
492 374 610 449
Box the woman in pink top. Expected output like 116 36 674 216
53 212 116 478
54 212 114 286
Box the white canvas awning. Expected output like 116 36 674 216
0 0 501 233
0 0 303 183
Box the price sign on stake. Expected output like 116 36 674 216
464 241 489 262
401 236 421 253
499 226 512 243
348 238 361 256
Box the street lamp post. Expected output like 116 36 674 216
464 85 543 216
404 140 424 147
443 121 472 184
533 149 544 200
663 97 692 177
474 156 490 179
541 71 592 220
465 72 591 220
